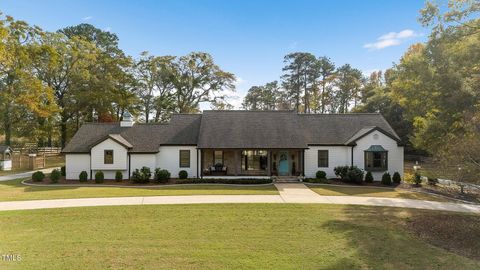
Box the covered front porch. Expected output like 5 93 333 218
200 149 305 177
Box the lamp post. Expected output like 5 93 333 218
457 165 465 194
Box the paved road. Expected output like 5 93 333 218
0 183 479 213
0 167 59 182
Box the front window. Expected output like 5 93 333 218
104 150 114 164
214 150 223 165
318 150 329 167
365 151 388 171
242 150 268 170
179 150 190 168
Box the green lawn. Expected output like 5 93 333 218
0 179 278 201
0 204 478 269
308 184 449 202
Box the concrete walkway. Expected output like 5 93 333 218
0 183 479 213
0 167 59 182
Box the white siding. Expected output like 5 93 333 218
66 154 90 180
92 170 127 180
91 138 128 171
156 146 198 178
304 146 350 178
353 131 404 180
130 154 156 179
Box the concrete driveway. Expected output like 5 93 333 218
0 167 60 182
0 183 479 213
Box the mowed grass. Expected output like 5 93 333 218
0 179 278 201
309 184 449 202
0 204 479 269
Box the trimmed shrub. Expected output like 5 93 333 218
381 172 392 185
364 171 374 183
50 169 61 183
95 171 104 184
79 171 88 182
303 178 329 184
316 170 327 180
414 173 422 186
178 170 188 179
346 166 364 184
32 171 45 182
392 172 401 184
131 166 151 184
334 166 349 180
155 168 170 183
60 166 66 176
115 171 123 182
427 177 438 186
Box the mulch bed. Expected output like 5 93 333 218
24 177 271 186
404 211 480 261
306 178 401 188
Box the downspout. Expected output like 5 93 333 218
351 145 355 167
200 149 203 179
128 153 131 180
89 152 92 180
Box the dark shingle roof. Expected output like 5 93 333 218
197 110 307 149
62 114 201 153
0 145 11 153
299 113 401 145
62 111 401 153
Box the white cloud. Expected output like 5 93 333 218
104 26 112 32
364 29 420 50
82 16 93 21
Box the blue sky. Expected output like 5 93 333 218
2 0 427 108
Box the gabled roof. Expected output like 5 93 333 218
0 145 12 153
62 111 402 153
90 134 133 149
299 113 401 146
62 114 201 153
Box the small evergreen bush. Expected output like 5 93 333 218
95 171 104 184
427 177 438 186
155 168 170 183
115 171 123 182
414 173 422 186
364 171 374 183
346 166 364 184
316 170 327 179
32 171 45 182
392 172 401 184
178 170 188 179
333 166 349 179
50 169 61 183
131 167 151 184
381 172 392 185
79 171 88 182
60 166 66 176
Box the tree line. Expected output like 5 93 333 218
1 0 480 181
242 1 480 182
0 14 236 147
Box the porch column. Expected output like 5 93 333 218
234 150 238 176
200 149 203 179
267 150 272 176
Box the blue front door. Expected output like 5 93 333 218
278 151 289 176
